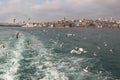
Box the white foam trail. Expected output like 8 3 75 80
0 32 114 80
24 36 69 80
1 33 25 80
40 67 68 80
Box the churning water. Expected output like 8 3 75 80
0 27 120 80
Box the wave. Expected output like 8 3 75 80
0 31 118 80
0 32 24 80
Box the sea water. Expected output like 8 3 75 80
0 27 120 80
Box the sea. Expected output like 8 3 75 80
0 27 120 80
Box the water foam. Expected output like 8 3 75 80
0 32 25 80
13 33 70 80
0 31 115 80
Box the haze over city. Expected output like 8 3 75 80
0 0 120 22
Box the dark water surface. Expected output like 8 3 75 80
0 27 120 80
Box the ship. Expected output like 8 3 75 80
0 23 23 27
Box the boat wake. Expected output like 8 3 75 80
0 31 118 80
0 32 24 80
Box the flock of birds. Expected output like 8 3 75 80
65 33 113 73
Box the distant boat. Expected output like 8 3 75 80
0 23 23 27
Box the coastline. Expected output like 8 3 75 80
0 19 120 28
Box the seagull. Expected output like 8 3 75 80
97 46 101 50
103 42 108 46
110 49 113 52
70 48 85 54
93 52 97 56
83 66 89 72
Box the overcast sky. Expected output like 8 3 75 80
0 0 119 22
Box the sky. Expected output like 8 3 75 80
0 0 119 22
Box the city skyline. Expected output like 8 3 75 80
0 0 120 22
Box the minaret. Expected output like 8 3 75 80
26 18 31 27
64 17 66 21
13 18 16 24
27 18 31 23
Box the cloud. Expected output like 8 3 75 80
0 0 120 22
33 0 61 11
